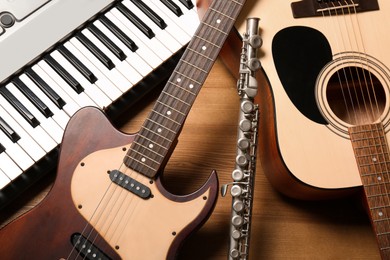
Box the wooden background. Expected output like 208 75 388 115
0 58 381 259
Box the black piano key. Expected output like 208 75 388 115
160 0 183 17
44 55 84 94
75 32 115 70
130 0 167 29
12 78 53 118
178 0 194 9
116 3 155 39
0 88 40 128
0 143 5 154
99 15 138 52
57 45 98 84
25 68 66 109
0 116 20 143
87 24 127 61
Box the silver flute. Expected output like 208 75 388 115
221 17 262 260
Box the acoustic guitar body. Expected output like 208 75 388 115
0 107 218 259
223 0 390 200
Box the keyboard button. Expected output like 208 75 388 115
130 0 167 29
160 0 183 17
0 115 20 142
0 87 39 128
0 143 4 154
0 153 21 184
25 68 66 109
0 168 10 189
44 54 84 94
178 0 194 10
57 45 98 84
12 77 53 118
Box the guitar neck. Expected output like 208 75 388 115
350 123 390 258
123 0 246 178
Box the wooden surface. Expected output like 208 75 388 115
0 59 381 259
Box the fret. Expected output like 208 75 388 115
125 0 247 178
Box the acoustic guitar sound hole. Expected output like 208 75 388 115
326 66 385 125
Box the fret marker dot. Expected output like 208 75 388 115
158 128 162 133
379 211 384 217
177 78 181 82
189 84 194 89
149 144 154 149
216 19 221 24
378 176 382 181
202 45 207 51
141 157 146 162
167 110 172 116
373 157 377 162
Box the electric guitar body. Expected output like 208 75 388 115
0 107 217 259
224 0 390 199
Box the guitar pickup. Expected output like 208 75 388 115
71 233 111 260
291 0 379 18
109 170 152 199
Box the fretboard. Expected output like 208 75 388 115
350 123 390 259
124 0 246 178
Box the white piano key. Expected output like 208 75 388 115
93 20 152 77
122 0 182 53
0 98 46 161
51 50 112 108
38 60 97 108
31 64 80 117
142 0 192 45
0 153 20 182
0 168 10 189
6 82 63 144
172 0 199 35
19 73 70 129
110 7 172 61
0 130 34 171
69 37 132 94
104 12 162 69
81 29 143 86
63 41 123 100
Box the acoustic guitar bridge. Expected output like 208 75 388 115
291 0 379 18
109 170 152 199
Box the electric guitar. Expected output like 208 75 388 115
0 0 246 259
219 0 390 258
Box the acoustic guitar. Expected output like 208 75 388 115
0 0 246 259
218 0 390 258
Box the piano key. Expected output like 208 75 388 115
116 2 155 39
6 83 63 144
0 87 39 128
93 20 152 77
178 0 194 10
12 77 53 118
144 0 191 44
171 0 199 34
129 0 167 29
44 55 84 94
63 41 123 101
99 15 138 52
57 45 98 84
25 68 66 109
159 0 183 17
0 115 20 142
104 12 162 68
0 143 4 154
31 64 80 117
110 8 172 61
87 24 126 61
0 152 22 180
51 50 112 108
0 169 9 190
0 98 46 160
75 32 115 70
69 38 132 94
38 59 97 108
0 128 34 171
122 0 182 53
19 73 70 129
81 29 142 86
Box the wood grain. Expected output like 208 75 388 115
0 59 381 259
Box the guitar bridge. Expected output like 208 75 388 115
291 0 379 18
